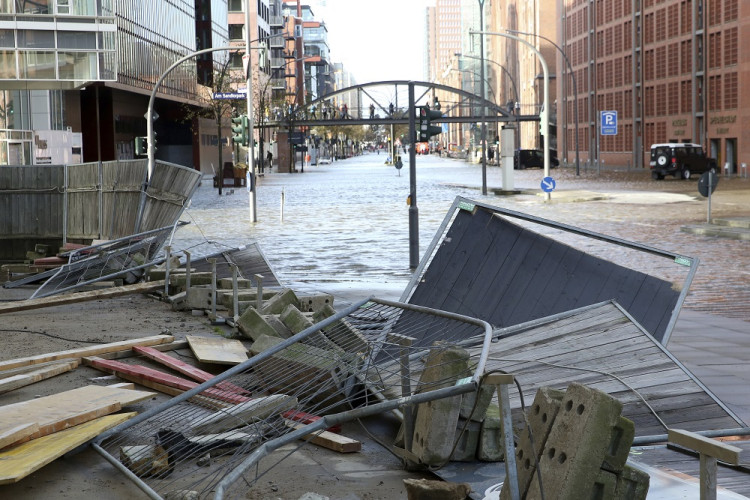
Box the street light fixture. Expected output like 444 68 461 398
471 29 552 201
455 52 520 151
507 28 580 176
477 0 487 195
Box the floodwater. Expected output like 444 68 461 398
174 153 750 318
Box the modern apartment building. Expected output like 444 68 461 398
561 0 747 169
0 1 238 173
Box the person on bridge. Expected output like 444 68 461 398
341 104 348 119
369 104 375 119
322 102 328 119
311 105 317 119
389 103 394 116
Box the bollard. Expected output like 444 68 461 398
741 162 748 179
209 258 217 319
231 264 239 328
163 245 171 297
280 188 285 222
724 162 732 178
254 274 264 312
184 250 191 290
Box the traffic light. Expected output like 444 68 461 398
134 136 147 156
417 106 442 142
231 114 249 146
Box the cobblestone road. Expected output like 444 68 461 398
176 153 750 321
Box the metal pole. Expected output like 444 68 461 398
478 0 487 195
408 82 419 270
245 6 257 222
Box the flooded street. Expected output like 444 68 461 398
175 153 750 319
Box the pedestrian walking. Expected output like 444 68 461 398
389 103 394 116
369 104 375 119
341 103 348 119
322 102 328 119
266 150 273 171
311 105 317 119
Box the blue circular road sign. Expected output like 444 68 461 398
541 176 556 192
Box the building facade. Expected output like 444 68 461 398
560 0 747 170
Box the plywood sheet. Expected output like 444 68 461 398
0 360 78 394
0 385 153 440
186 335 248 365
0 412 136 485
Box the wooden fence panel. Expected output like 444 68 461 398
66 163 101 240
0 165 64 239
101 160 146 239
140 161 201 231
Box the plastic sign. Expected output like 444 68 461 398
541 176 556 192
600 111 618 135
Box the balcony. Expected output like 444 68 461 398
270 38 284 48
271 78 286 89
270 15 284 27
271 57 284 68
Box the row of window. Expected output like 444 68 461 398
0 0 114 16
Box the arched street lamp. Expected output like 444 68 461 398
507 29 580 176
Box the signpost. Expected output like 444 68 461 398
698 171 720 223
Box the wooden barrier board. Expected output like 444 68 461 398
0 412 136 484
0 385 153 443
186 335 248 365
0 360 78 394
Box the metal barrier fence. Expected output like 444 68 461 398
91 298 496 499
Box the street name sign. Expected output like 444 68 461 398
213 92 245 100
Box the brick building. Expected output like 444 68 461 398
561 0 747 170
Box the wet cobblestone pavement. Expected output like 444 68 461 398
176 154 750 321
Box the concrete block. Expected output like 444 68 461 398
477 404 504 461
411 346 470 466
459 381 494 421
218 277 253 289
237 307 282 341
501 387 563 500
613 464 650 500
120 444 170 477
263 314 294 338
592 469 618 499
321 317 369 354
450 418 481 462
170 272 214 289
601 416 636 474
312 304 337 323
297 293 334 313
261 289 299 315
148 266 191 281
403 478 471 500
185 286 221 310
168 291 187 311
524 383 624 500
249 334 359 410
280 304 314 334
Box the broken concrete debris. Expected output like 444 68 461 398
500 383 648 500
403 478 472 500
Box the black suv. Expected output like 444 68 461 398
514 149 560 170
649 143 717 180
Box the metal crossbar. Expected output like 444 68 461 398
92 297 494 499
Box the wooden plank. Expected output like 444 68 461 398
0 360 79 394
186 335 248 365
0 412 136 485
0 334 174 372
0 385 153 441
0 359 82 380
284 420 361 453
0 423 39 451
92 340 190 361
85 357 250 405
132 346 250 395
0 280 166 315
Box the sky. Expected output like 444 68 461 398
308 0 434 83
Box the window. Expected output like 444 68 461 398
724 27 737 66
724 72 737 109
228 24 244 41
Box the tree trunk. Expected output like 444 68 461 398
217 120 223 195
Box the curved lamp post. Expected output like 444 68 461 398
507 28 580 176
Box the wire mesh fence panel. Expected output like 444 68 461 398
26 224 178 298
92 298 492 499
